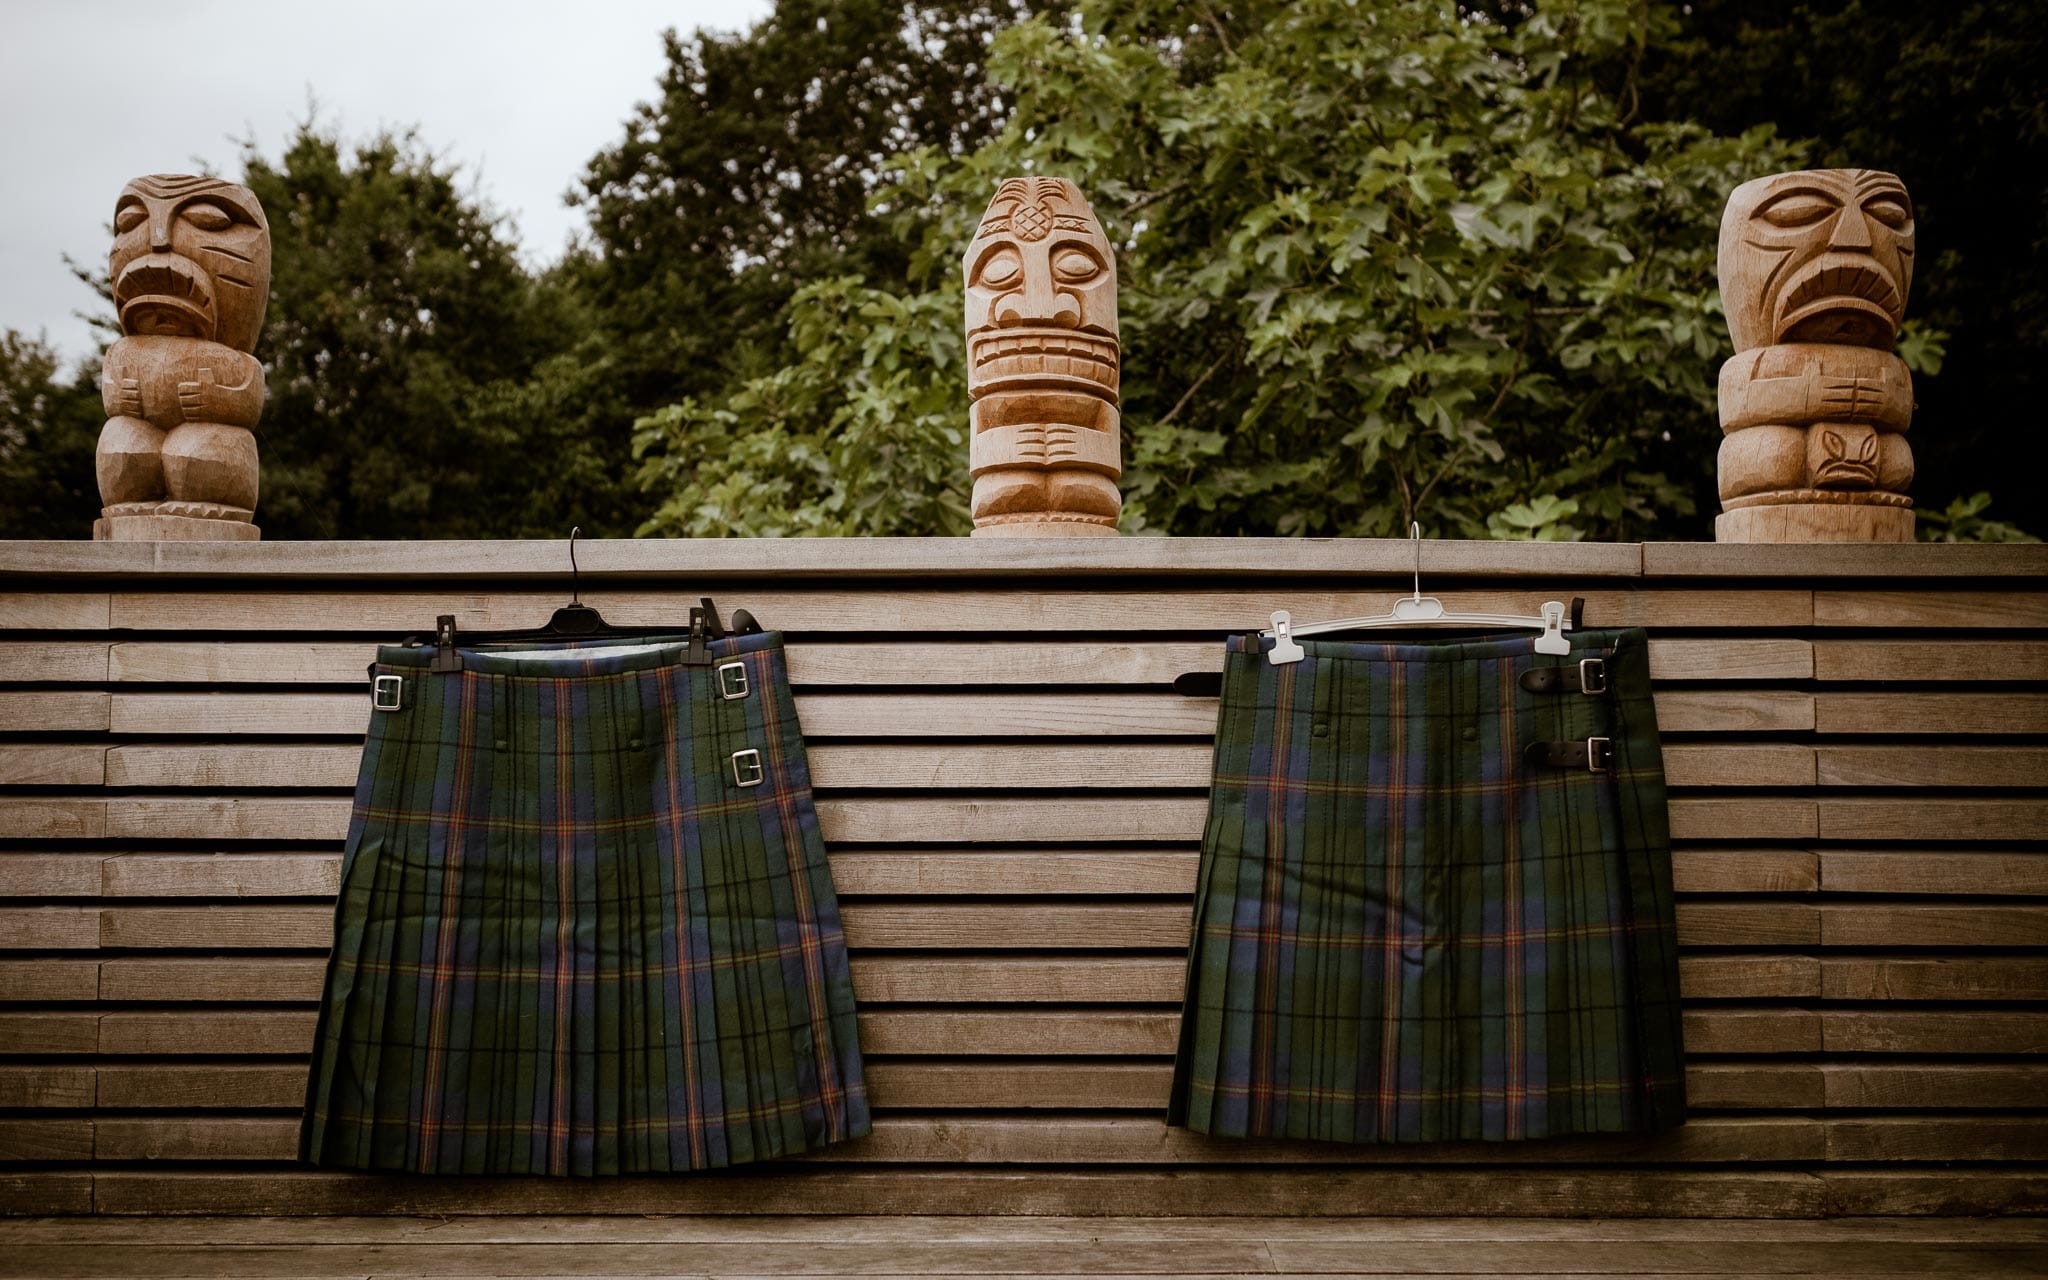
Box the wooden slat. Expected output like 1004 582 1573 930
0 959 97 1001
0 798 106 840
1823 958 2048 1002
1819 799 2048 842
0 1014 97 1054
1821 904 2048 948
1812 590 2048 629
1816 745 2048 788
0 744 103 786
100 587 1816 633
88 636 1822 686
1827 1117 2048 1163
96 1064 310 1110
0 689 108 731
1662 744 1815 788
0 593 110 629
55 1114 1832 1165
1822 1012 2048 1054
0 1119 93 1162
99 853 341 898
96 957 330 1003
1643 542 2048 578
0 1066 93 1109
1824 1065 2048 1110
1821 851 2048 897
1677 955 1818 999
0 908 99 949
0 854 101 896
1652 691 1814 733
0 640 107 682
1815 692 2048 735
1671 849 1818 895
1814 639 2048 683
1667 799 1818 842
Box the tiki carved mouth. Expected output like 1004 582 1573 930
115 253 217 340
970 327 1119 395
1775 254 1901 347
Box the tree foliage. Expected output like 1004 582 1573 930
0 331 100 538
637 0 1813 540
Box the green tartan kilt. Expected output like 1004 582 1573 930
1169 627 1686 1143
300 630 870 1175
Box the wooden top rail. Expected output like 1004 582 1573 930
3 537 2046 581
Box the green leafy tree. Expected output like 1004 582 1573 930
244 122 625 538
0 331 101 538
638 0 1807 539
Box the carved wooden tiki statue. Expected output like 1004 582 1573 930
1715 169 1917 542
964 177 1121 536
93 174 270 541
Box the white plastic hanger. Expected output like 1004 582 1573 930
1263 523 1573 664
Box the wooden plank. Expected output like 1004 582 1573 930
1819 799 2048 843
0 1120 93 1162
0 593 111 629
1822 958 2048 1002
101 587 1816 633
0 908 99 949
0 744 103 787
1670 849 1818 895
0 1173 92 1216
1813 589 2048 629
100 905 335 950
1822 1011 2048 1055
1265 1238 2048 1276
1821 904 2048 948
1827 1117 2048 1163
1662 745 1815 788
1816 745 2048 788
1815 692 2048 734
96 636 1821 686
0 1014 97 1054
1622 690 1814 733
819 798 1211 845
0 1066 93 1109
0 798 106 840
0 641 109 682
97 958 331 1003
1823 1170 2048 1218
830 851 1201 896
0 959 98 1002
99 853 342 898
1644 542 2048 579
1678 955 1819 1000
1667 799 1818 842
66 1114 1826 1166
0 854 101 897
1824 1065 2048 1110
1821 851 2048 897
77 1008 1818 1059
102 798 348 843
1685 1064 1821 1110
80 1167 1835 1218
96 1064 309 1110
29 535 1654 581
105 744 361 790
1815 639 2048 683
0 690 109 734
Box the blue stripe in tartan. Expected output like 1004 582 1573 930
1170 627 1687 1144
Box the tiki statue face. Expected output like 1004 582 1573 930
109 174 271 352
964 176 1119 414
1719 168 1913 353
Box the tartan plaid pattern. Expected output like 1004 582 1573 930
1169 628 1686 1144
300 630 870 1175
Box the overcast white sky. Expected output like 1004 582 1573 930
0 0 774 364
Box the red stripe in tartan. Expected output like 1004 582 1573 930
656 664 707 1168
414 670 477 1172
1378 652 1404 1137
551 676 574 1176
757 648 850 1134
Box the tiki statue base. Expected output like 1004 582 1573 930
95 512 261 542
1715 502 1914 544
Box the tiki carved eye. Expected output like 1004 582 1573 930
1052 247 1104 284
114 205 147 234
1756 192 1838 228
1863 193 1912 231
975 246 1021 289
181 202 233 232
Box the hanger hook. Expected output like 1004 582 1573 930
569 526 581 605
1411 521 1422 603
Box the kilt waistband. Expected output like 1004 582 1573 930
372 629 785 678
1227 627 1630 666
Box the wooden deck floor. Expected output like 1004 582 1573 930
0 1215 2042 1279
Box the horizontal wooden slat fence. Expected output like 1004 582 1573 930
0 538 2043 1218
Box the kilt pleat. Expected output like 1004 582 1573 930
300 631 870 1175
1169 627 1686 1144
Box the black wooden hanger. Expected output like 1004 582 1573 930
411 528 753 671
